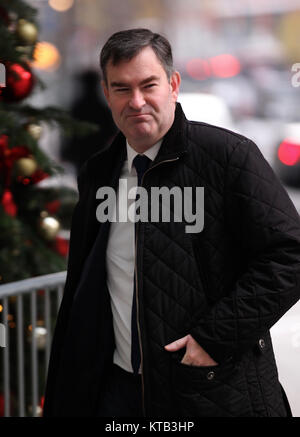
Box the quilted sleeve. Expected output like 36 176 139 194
190 138 300 364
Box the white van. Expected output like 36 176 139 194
178 92 235 131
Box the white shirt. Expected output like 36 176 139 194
106 139 162 373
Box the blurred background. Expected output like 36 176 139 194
1 0 300 417
27 0 300 202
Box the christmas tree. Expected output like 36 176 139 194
0 0 98 416
0 0 97 284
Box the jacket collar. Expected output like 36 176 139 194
87 102 188 180
153 102 188 164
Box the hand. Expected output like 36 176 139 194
164 334 218 367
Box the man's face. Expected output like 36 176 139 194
102 46 181 151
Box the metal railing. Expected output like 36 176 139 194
0 271 66 417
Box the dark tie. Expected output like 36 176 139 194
131 154 151 374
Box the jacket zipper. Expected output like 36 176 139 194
135 156 180 416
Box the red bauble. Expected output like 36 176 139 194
1 189 17 217
1 63 34 102
53 236 69 257
0 134 8 148
45 199 61 214
0 134 30 187
16 169 49 185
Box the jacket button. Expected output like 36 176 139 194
259 338 265 349
207 371 215 381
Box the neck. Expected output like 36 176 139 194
128 139 161 154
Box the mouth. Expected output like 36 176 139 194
127 113 151 118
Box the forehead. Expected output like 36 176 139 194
106 46 167 84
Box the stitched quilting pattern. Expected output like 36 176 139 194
138 121 300 416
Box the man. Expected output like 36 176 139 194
43 28 300 417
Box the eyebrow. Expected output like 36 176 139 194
110 75 160 88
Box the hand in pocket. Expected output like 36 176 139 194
165 334 218 366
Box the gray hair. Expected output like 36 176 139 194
100 28 174 84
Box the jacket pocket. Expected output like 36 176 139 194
171 355 253 417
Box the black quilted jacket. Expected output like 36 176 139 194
43 104 300 417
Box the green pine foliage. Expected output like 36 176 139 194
0 0 101 416
0 0 98 284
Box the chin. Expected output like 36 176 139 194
131 126 154 140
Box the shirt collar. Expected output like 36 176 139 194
126 139 163 174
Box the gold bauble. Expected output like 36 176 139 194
25 123 43 140
39 215 60 241
16 19 38 45
15 156 38 177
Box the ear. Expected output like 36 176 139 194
170 71 181 102
101 80 110 107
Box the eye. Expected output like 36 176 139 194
116 88 129 92
144 83 157 89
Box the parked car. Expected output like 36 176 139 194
178 92 235 131
275 122 300 189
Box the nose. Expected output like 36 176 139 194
128 89 145 111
